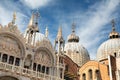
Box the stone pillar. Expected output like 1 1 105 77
93 70 96 80
86 71 89 80
12 57 16 71
0 53 3 62
7 55 10 63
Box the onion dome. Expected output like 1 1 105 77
67 23 79 42
97 19 120 61
64 23 90 66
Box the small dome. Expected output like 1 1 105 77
64 42 90 66
31 32 49 45
65 23 90 66
97 38 120 61
67 33 79 42
24 31 49 46
97 19 120 61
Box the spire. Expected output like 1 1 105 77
45 26 49 38
111 19 115 32
28 14 34 27
54 26 65 50
25 11 40 45
12 12 16 24
57 27 62 40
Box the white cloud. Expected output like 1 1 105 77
52 0 120 59
76 0 120 59
20 0 51 9
0 1 29 32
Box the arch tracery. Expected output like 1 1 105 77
0 32 25 58
34 48 53 66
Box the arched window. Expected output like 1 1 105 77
95 70 100 80
33 63 36 71
42 66 45 73
113 35 115 38
46 67 49 74
89 69 92 80
0 52 1 60
114 52 116 57
65 65 69 71
116 35 118 38
82 73 86 80
9 56 14 64
2 54 8 62
15 58 20 66
37 64 41 72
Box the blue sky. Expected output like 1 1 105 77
0 0 120 59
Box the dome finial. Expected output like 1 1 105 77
109 19 119 39
72 22 76 33
45 26 49 38
111 19 115 32
67 23 79 42
12 11 16 24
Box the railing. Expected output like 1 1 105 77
0 61 63 80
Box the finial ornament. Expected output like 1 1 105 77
111 19 115 31
45 26 49 38
12 11 16 24
72 22 76 33
13 12 16 20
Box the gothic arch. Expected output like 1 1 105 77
0 32 25 59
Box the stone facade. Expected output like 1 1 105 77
0 12 65 80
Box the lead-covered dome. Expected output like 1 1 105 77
97 38 120 61
64 42 90 66
64 23 90 66
97 19 120 61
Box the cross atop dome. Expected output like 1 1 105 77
72 22 76 33
111 19 115 32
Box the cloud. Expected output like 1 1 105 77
76 0 120 59
0 0 119 60
0 0 30 32
49 0 120 59
20 0 51 9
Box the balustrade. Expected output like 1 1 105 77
0 61 64 80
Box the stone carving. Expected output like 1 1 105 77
34 50 51 66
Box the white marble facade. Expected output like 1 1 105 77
0 12 65 80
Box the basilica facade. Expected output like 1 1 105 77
0 12 120 80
